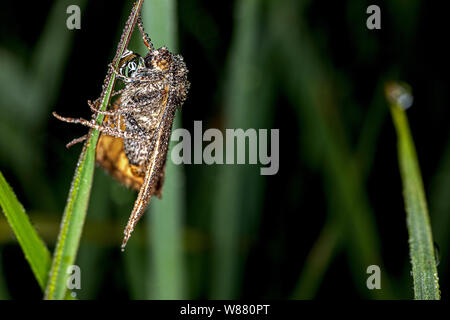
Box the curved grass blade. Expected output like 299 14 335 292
44 0 145 300
386 81 440 300
0 170 51 290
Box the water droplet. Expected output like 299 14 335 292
434 241 440 267
397 92 413 110
385 81 414 109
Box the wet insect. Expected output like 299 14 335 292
53 16 190 249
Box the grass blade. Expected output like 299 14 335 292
429 139 450 274
268 0 392 298
44 0 145 300
292 221 341 299
140 0 186 299
210 0 269 299
386 81 440 300
0 171 51 290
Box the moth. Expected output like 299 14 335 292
53 17 190 249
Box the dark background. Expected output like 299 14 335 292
0 0 448 299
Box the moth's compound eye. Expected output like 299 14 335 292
127 61 137 75
119 55 145 78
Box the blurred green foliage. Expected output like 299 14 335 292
0 0 448 299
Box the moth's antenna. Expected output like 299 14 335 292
137 14 154 52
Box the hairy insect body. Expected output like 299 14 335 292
54 30 189 249
120 50 188 170
111 48 189 248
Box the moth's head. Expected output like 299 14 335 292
145 46 172 71
119 50 145 78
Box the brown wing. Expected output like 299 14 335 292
95 101 166 196
96 134 144 191
121 86 175 249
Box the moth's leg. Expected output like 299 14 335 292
65 134 89 149
88 100 142 116
111 89 124 98
110 62 166 84
88 100 126 116
108 63 134 83
109 63 160 84
115 114 122 132
89 89 124 107
129 74 165 83
90 92 164 116
134 70 166 83
54 112 111 132
137 14 154 52
96 111 122 133
53 112 143 140
102 111 118 130
87 89 125 117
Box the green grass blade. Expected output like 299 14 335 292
210 0 267 299
43 135 96 300
386 81 440 300
429 139 450 273
0 171 51 290
44 0 145 300
0 1 86 215
268 0 392 299
292 221 341 299
140 0 186 299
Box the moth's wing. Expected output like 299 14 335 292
95 102 145 191
96 135 145 191
153 162 166 199
121 86 176 249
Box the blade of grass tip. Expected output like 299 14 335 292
386 81 440 300
140 0 186 300
44 0 145 300
0 171 51 291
